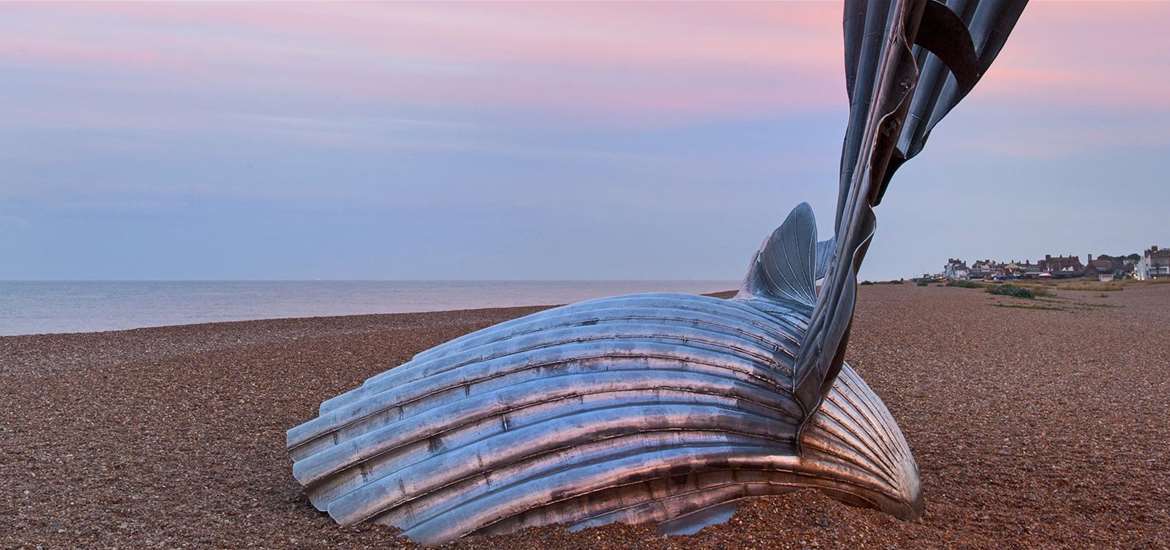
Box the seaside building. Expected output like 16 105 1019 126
970 259 1012 279
1135 246 1170 280
943 258 969 280
969 259 990 279
945 257 1037 280
940 251 1154 282
1010 260 1043 278
1038 254 1083 276
1084 254 1116 282
1082 254 1136 282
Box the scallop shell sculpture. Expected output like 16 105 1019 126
287 0 1028 544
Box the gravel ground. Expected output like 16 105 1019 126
3 284 1168 549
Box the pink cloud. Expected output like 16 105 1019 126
76 2 844 72
974 2 1170 110
2 1 1166 124
0 2 845 122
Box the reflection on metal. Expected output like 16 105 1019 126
287 0 1027 544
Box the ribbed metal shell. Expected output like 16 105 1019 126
288 291 919 544
286 0 1027 543
796 0 1026 418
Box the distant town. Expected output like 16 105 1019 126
929 245 1170 282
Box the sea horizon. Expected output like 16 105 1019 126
0 279 739 336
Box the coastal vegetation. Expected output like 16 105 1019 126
987 284 1040 299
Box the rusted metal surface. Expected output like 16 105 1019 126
287 0 1026 544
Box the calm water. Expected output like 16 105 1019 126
0 280 738 336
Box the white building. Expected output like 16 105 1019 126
1135 245 1170 280
943 258 969 280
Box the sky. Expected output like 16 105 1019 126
1 1 1168 281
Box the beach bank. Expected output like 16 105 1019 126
3 284 1168 548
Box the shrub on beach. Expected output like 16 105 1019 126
947 279 985 289
987 284 1035 299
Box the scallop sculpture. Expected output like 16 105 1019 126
287 0 1028 544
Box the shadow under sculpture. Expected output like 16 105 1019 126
287 0 1028 544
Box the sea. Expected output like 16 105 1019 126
0 280 738 336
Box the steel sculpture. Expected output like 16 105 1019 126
287 0 1028 544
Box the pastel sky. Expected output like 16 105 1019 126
2 2 1168 281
